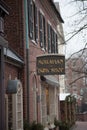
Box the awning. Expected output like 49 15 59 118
6 80 20 94
40 75 60 87
4 48 24 64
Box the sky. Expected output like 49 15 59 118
54 0 87 58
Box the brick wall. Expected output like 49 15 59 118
29 0 59 123
29 0 60 123
4 0 27 119
4 0 25 58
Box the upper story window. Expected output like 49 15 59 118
28 0 33 39
47 23 51 53
55 34 58 53
34 3 38 43
0 17 4 35
39 11 46 51
28 0 38 43
28 0 58 53
47 23 58 53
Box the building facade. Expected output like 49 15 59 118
65 55 85 113
28 0 63 125
0 1 24 130
0 0 64 130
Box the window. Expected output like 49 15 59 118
28 0 33 39
8 95 13 130
34 3 38 43
47 23 51 53
43 17 46 50
33 75 38 121
7 81 23 130
0 17 4 34
39 11 43 47
39 11 46 50
47 23 58 53
28 0 58 53
41 85 57 125
51 28 55 53
28 0 38 42
55 34 58 53
46 87 49 115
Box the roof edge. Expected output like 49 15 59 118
50 0 64 23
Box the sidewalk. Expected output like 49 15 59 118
70 121 87 130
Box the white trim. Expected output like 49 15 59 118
47 20 51 26
39 9 44 16
7 81 23 130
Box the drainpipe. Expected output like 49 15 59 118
24 0 30 122
0 47 5 130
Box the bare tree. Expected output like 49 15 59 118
65 0 87 44
63 0 87 113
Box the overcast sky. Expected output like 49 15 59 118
54 0 87 58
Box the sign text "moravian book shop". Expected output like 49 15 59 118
36 54 65 75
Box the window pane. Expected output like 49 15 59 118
46 87 49 115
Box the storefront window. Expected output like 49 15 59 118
6 80 23 130
46 87 49 115
33 75 38 121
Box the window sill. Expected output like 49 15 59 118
31 39 37 45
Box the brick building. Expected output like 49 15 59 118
0 1 24 130
0 0 64 130
65 54 85 113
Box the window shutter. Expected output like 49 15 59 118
28 0 34 39
56 34 58 53
43 17 46 50
54 33 56 53
35 7 38 42
0 17 4 34
47 23 51 53
51 27 54 53
39 11 43 47
33 3 38 43
52 30 55 53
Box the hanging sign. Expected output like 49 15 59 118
36 54 65 75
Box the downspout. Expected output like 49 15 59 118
24 0 30 122
0 47 5 130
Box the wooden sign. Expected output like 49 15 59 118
36 54 65 75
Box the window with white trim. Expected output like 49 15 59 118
41 85 57 125
47 23 58 53
47 23 51 53
7 81 23 130
28 0 34 39
33 75 38 121
28 0 58 53
28 0 38 43
39 11 46 50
